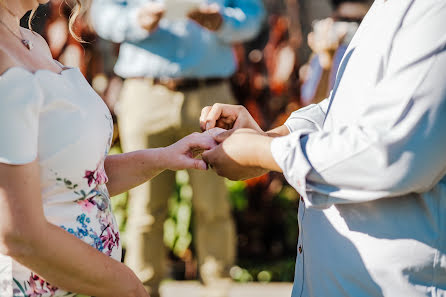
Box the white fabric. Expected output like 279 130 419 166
271 0 446 296
0 70 43 164
0 66 121 296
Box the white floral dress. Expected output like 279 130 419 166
0 64 121 297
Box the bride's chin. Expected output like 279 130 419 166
38 0 50 4
30 0 49 9
23 0 44 11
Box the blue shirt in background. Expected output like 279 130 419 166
91 0 265 79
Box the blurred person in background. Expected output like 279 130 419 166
300 0 371 105
90 1 265 296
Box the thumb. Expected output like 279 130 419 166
184 157 208 171
207 127 227 138
187 133 217 151
201 146 217 166
214 129 235 143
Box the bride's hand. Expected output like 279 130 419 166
162 130 223 171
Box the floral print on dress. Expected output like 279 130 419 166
12 157 120 297
12 273 59 297
1 66 120 297
83 160 108 187
64 157 120 255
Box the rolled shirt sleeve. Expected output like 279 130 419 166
284 98 330 134
91 0 150 43
216 0 266 43
271 4 446 207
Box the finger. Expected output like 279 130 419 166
200 106 212 131
187 10 199 20
205 104 224 130
182 156 208 171
206 127 227 138
143 2 165 14
193 159 209 171
187 132 217 151
201 153 212 170
208 3 220 12
215 119 230 130
307 32 315 51
202 147 217 167
214 129 235 143
154 10 165 18
198 3 211 12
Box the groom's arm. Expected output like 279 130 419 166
199 100 330 180
202 128 281 181
200 98 330 136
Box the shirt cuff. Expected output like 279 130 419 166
270 131 313 205
284 118 320 134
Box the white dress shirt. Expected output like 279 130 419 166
270 0 446 296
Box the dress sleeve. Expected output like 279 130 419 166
0 69 43 165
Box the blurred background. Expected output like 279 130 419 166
21 0 371 295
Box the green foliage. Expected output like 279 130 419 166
225 180 248 211
231 259 296 283
275 185 299 248
163 170 193 258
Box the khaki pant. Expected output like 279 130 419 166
117 78 237 297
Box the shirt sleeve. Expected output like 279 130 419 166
216 0 266 43
284 98 330 134
0 70 43 165
271 4 446 207
90 0 150 43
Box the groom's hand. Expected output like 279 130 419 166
202 129 269 180
200 103 263 133
137 2 165 33
188 4 223 31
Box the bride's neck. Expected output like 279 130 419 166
0 1 28 31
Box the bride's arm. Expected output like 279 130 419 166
104 132 216 197
0 161 148 297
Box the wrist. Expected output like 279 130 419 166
119 267 148 297
236 133 268 168
153 147 171 171
253 135 273 168
247 134 279 172
139 148 170 175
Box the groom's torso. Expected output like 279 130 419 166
293 1 446 296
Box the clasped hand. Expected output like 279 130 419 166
137 2 223 33
202 128 270 180
166 103 281 180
